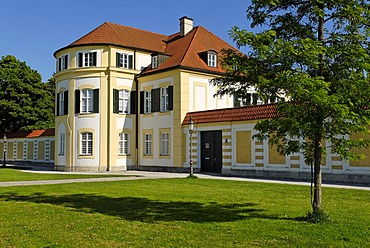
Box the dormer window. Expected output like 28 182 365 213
151 53 170 69
208 53 217 67
199 50 218 68
152 55 158 69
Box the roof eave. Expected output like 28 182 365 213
137 65 225 78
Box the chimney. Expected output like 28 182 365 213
179 16 193 36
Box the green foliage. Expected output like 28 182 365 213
215 1 370 164
0 55 55 132
215 0 370 213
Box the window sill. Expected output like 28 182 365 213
77 113 96 118
142 113 154 118
159 111 171 116
78 154 94 159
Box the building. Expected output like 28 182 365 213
53 16 242 172
3 16 366 183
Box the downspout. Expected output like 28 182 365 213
107 47 112 171
134 49 139 170
135 78 139 170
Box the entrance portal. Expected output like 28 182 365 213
200 131 222 173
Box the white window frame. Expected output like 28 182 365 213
58 54 68 71
84 52 95 67
119 90 130 114
144 90 151 114
208 53 217 67
118 133 130 155
160 87 169 112
59 133 65 155
80 132 93 155
160 132 169 156
144 134 152 156
77 50 100 67
59 91 65 115
81 89 93 113
152 56 158 69
117 53 130 69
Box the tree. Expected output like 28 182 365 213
0 55 55 132
214 0 370 220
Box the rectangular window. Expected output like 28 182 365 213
119 90 130 114
80 132 93 155
116 53 133 69
208 53 217 67
81 89 93 113
59 91 64 115
160 87 169 112
78 52 97 67
144 134 152 156
144 90 151 114
152 56 158 69
59 133 65 155
58 54 68 71
118 133 130 155
160 132 169 156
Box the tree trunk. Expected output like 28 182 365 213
312 1 325 214
312 137 322 212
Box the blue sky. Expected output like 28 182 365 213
0 0 252 81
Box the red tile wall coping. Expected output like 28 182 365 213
182 104 277 125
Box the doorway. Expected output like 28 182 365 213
200 131 222 173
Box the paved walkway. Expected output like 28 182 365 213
1 164 369 191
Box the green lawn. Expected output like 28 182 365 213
0 168 133 182
0 178 369 247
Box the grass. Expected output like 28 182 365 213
0 177 369 247
0 168 133 182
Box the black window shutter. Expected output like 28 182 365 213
64 90 68 115
130 91 136 114
152 88 160 113
233 94 240 107
140 91 144 114
56 93 60 116
252 93 258 105
113 89 119 114
75 90 80 114
65 54 69 69
58 58 62 72
116 53 120 67
168 86 173 111
246 93 251 105
128 55 133 69
92 52 97 66
78 53 83 67
93 89 99 113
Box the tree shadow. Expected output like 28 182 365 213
0 192 302 223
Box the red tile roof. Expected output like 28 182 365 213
182 104 277 125
0 128 55 139
65 22 168 53
54 21 236 75
141 26 235 75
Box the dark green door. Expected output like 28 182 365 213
201 131 222 173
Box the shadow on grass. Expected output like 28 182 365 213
0 192 303 223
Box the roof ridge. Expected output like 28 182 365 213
178 26 199 65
